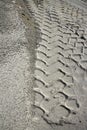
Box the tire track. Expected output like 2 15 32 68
23 0 87 127
33 0 87 126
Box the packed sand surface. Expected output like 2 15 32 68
0 0 87 130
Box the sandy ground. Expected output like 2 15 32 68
0 0 87 130
0 0 38 130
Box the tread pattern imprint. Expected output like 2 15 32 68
28 0 87 126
